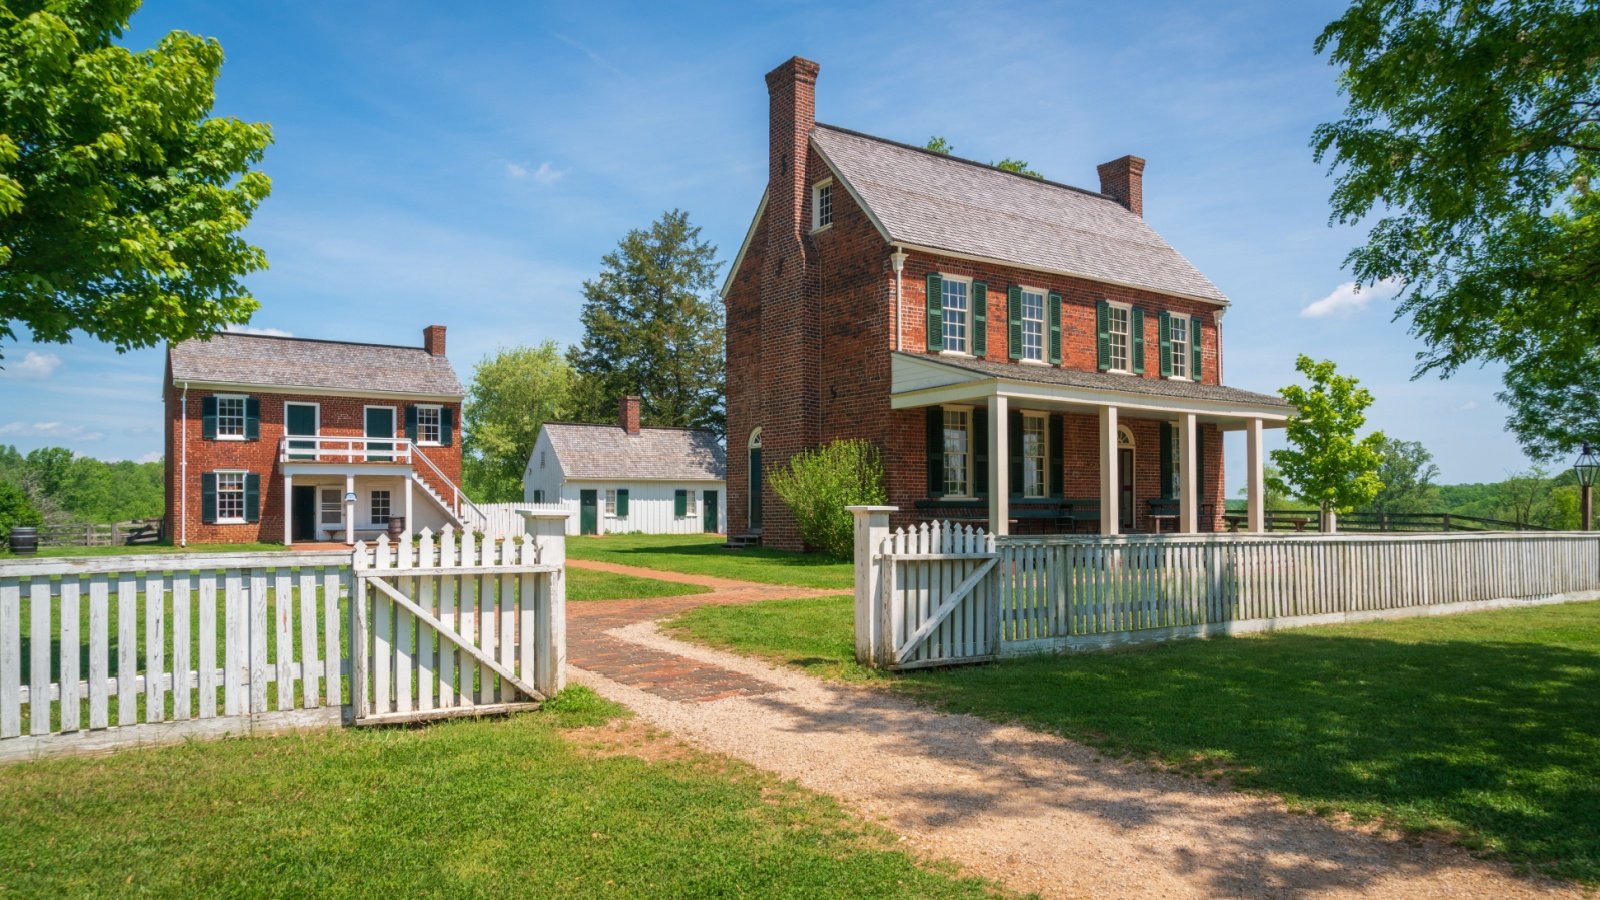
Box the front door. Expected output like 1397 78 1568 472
1119 447 1136 530
579 490 598 536
365 407 395 463
286 403 318 460
291 485 318 542
748 449 763 532
702 490 719 533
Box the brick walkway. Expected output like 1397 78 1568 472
565 559 844 703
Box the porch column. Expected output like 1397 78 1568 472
283 474 293 545
345 473 356 545
988 394 1010 535
403 475 414 540
1178 413 1198 533
1246 418 1266 533
1099 405 1119 535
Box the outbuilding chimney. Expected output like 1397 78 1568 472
619 395 641 435
1096 155 1147 217
766 56 820 236
423 324 447 356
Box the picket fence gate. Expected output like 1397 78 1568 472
849 508 1600 670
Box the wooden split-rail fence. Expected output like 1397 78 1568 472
0 518 569 762
850 510 1600 670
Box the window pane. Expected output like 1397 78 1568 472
217 397 246 437
1021 290 1045 361
320 489 342 525
943 409 969 496
942 280 968 353
1170 317 1188 378
217 472 245 520
370 490 391 524
417 407 442 443
1023 416 1046 498
1109 307 1130 371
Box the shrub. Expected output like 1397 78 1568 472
768 439 888 559
0 480 43 545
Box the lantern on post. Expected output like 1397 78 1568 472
1574 443 1599 531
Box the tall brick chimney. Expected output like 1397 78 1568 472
766 56 820 236
423 324 447 356
1096 155 1147 217
619 395 641 435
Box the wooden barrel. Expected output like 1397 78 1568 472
8 526 38 555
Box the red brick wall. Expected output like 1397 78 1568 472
162 385 463 545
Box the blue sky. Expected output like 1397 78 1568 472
0 0 1532 491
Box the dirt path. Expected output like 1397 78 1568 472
565 576 1578 899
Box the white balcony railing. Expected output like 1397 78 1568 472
279 436 414 465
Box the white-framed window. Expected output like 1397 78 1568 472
320 488 342 526
216 471 246 523
1022 413 1048 499
216 395 247 440
943 407 972 497
1169 316 1190 379
1169 426 1182 500
1020 288 1045 362
812 179 833 231
604 489 618 515
415 405 442 445
531 489 546 503
942 276 970 354
539 451 546 469
370 490 391 525
1107 302 1132 373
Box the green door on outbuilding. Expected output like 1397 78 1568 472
579 490 598 535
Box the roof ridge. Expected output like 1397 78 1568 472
178 332 433 353
812 122 1114 202
543 421 720 435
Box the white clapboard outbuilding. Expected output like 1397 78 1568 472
522 396 727 536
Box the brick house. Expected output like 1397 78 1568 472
724 57 1292 551
163 326 472 546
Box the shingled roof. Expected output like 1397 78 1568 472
168 332 464 397
896 352 1291 409
810 124 1229 305
543 423 725 481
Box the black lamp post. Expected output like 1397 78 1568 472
1575 443 1599 531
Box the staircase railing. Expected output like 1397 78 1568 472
411 444 487 531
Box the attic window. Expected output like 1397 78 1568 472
812 179 833 232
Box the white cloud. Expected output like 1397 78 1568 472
1300 278 1401 319
225 324 294 337
1456 400 1480 412
3 351 63 380
136 451 163 463
0 421 104 441
505 161 563 184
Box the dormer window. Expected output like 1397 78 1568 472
811 179 833 231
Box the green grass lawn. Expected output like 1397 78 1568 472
567 534 853 590
0 688 1000 898
0 542 288 561
668 596 1600 885
567 567 709 602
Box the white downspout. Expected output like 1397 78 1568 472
891 246 908 352
180 381 189 548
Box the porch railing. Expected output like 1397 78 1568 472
279 436 414 465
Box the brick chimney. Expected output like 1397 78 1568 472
619 395 641 434
766 56 820 237
422 324 447 356
1096 155 1147 217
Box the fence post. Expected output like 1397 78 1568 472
848 506 898 667
520 510 571 697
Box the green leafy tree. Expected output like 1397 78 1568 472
768 439 887 559
924 137 1043 178
0 444 161 523
462 342 573 503
1361 437 1441 516
0 478 41 543
1269 355 1386 531
0 0 273 358
567 209 725 435
924 135 955 155
1313 0 1600 456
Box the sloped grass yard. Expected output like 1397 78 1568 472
0 687 999 898
667 596 1600 885
569 534 853 590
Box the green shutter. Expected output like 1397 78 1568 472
926 407 944 496
972 407 989 497
617 489 629 518
1158 311 1173 377
1047 292 1062 365
201 396 218 440
925 273 944 352
1008 410 1023 499
674 489 688 517
244 473 261 524
244 397 260 441
1191 316 1204 381
441 407 454 447
972 282 987 357
1159 421 1174 499
405 406 418 441
201 473 218 523
1007 285 1023 360
1096 301 1111 371
1131 307 1146 374
1048 414 1063 498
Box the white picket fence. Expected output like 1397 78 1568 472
471 502 566 540
850 509 1600 669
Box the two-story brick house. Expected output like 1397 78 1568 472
163 326 475 546
725 57 1292 551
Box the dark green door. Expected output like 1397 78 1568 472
702 490 718 533
365 407 394 462
749 449 762 531
286 403 317 460
579 490 598 535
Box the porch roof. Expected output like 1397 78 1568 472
889 352 1292 424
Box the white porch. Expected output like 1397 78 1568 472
278 436 481 544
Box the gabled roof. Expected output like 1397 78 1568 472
169 332 464 398
543 423 726 482
808 124 1229 305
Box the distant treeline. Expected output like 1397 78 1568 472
0 445 164 534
